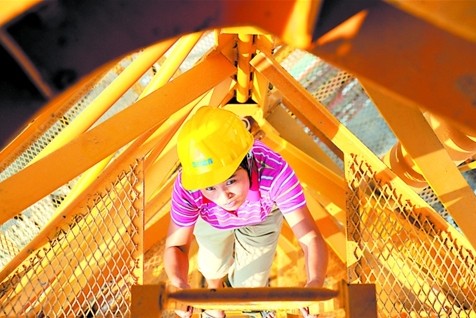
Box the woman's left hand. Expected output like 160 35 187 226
299 306 318 318
299 280 324 317
175 305 193 318
304 278 324 289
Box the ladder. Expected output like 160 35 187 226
131 280 377 317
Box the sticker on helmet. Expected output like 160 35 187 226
192 158 213 167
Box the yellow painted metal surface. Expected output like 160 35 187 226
1 1 476 317
266 105 343 177
0 0 42 26
387 0 476 43
364 81 476 247
260 121 346 217
249 48 475 251
0 52 236 220
140 33 203 98
235 33 253 103
31 38 177 164
312 1 476 135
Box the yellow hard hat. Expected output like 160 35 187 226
177 106 254 190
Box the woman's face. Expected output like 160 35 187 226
200 167 250 211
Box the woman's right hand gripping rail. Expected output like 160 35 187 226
164 222 195 317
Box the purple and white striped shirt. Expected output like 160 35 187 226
170 140 306 230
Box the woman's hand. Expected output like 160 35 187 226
175 305 193 318
305 278 324 289
299 280 324 318
299 306 319 318
171 282 194 318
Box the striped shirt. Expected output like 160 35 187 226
170 140 306 230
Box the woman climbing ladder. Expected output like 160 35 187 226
164 106 329 318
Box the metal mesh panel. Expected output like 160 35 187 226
0 160 144 317
0 86 90 267
0 60 128 180
0 32 215 315
345 153 476 317
280 48 469 241
281 49 397 157
0 57 138 269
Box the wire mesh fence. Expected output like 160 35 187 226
345 153 476 318
0 160 144 317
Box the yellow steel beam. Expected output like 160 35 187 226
266 104 343 177
363 81 476 249
339 281 378 318
386 0 476 43
425 114 476 163
221 26 267 35
31 38 177 164
146 174 174 226
304 189 346 264
140 32 203 98
310 1 476 135
226 104 347 220
0 73 232 310
215 31 236 66
276 235 304 287
382 141 429 189
0 76 235 291
145 191 173 252
64 32 205 208
282 98 343 161
459 159 476 173
145 146 179 200
57 36 185 220
306 186 346 225
221 0 321 49
252 34 276 114
250 51 476 252
0 57 113 166
248 50 405 193
235 33 253 103
260 121 346 214
0 0 42 26
0 51 236 221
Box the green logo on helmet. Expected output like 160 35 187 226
192 158 213 167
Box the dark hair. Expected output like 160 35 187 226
239 153 252 186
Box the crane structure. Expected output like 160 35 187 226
0 1 475 317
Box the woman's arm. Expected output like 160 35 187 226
164 221 195 288
283 205 329 287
